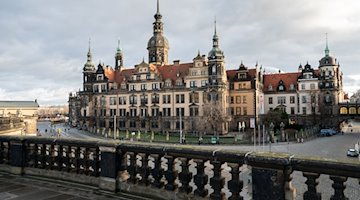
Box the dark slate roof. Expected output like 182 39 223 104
0 101 39 108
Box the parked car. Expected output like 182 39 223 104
347 148 359 157
319 129 337 136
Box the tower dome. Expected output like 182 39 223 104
83 39 95 71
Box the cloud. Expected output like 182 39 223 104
0 0 359 105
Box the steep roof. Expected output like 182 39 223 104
226 68 257 82
263 72 300 92
104 63 192 84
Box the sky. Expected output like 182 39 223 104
1 0 360 106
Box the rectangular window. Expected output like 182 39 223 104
243 107 247 115
310 83 315 90
201 80 208 87
141 95 148 105
119 96 126 105
176 108 185 116
269 97 273 104
277 96 286 104
290 107 295 115
301 84 305 90
176 94 185 103
130 85 135 91
302 96 307 103
151 108 159 116
190 81 197 88
242 96 247 104
141 84 147 91
140 108 147 117
302 107 307 115
162 94 171 104
230 97 234 104
110 97 116 105
189 107 199 116
151 94 159 104
152 83 158 90
130 108 137 117
130 120 136 128
151 121 158 128
290 96 295 104
162 108 171 116
236 96 241 104
129 95 137 104
119 121 126 128
119 109 126 117
230 107 234 115
236 107 241 115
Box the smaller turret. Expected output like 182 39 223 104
115 40 123 70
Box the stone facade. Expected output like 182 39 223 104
69 1 345 134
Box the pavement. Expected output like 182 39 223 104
0 173 152 200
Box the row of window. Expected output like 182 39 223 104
268 106 314 115
229 107 248 116
92 107 199 117
115 120 184 129
107 93 200 105
268 95 319 105
129 80 209 91
230 96 247 104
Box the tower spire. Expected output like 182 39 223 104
156 0 160 14
87 38 92 62
117 39 121 53
325 33 330 56
212 18 219 48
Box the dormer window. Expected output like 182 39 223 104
121 83 126 90
165 79 172 87
176 79 183 86
279 85 284 91
97 74 103 81
289 84 295 90
268 85 273 91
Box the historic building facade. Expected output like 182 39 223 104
69 1 345 134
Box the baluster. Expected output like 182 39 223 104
89 147 100 177
139 153 150 186
210 160 225 200
49 144 55 169
194 159 208 197
151 154 164 188
228 163 243 200
57 145 63 171
33 143 38 168
330 176 348 200
165 155 178 191
179 157 193 194
117 149 128 181
75 146 81 173
83 148 90 175
65 146 71 172
303 172 321 200
41 144 46 169
0 142 4 164
284 166 296 200
127 152 138 184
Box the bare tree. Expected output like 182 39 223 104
202 101 228 135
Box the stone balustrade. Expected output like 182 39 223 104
0 136 359 200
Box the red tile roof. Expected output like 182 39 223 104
104 63 192 85
263 72 300 92
226 68 258 82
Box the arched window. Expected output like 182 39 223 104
340 107 348 115
349 107 357 115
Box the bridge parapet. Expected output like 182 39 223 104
0 136 359 199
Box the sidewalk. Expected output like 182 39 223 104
0 172 151 200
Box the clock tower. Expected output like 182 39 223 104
147 0 169 65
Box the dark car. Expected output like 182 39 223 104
319 129 337 136
347 149 359 157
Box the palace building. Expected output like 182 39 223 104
69 0 344 135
